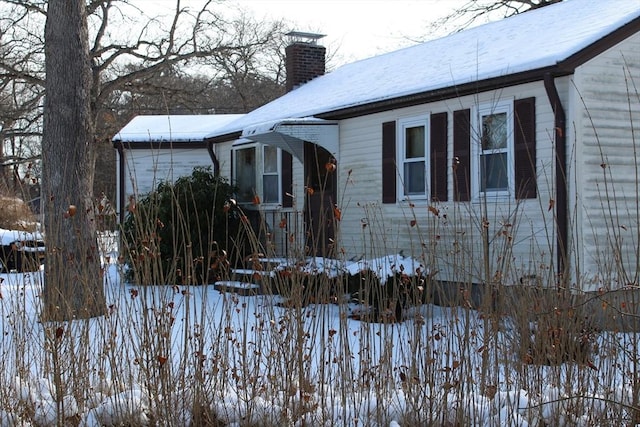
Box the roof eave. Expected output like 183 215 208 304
205 130 243 144
203 15 640 133
557 15 640 72
113 140 211 149
318 65 569 120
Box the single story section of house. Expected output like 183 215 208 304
201 0 640 291
112 114 243 222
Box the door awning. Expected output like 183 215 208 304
233 118 338 162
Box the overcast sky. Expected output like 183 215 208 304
233 0 468 64
143 0 469 66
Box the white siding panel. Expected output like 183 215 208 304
123 148 214 199
337 82 559 286
571 32 640 290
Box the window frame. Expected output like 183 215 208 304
471 100 515 200
233 143 283 206
397 115 430 201
261 144 281 205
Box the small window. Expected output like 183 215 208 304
234 144 282 205
262 145 280 204
235 147 257 204
399 116 429 199
473 101 514 198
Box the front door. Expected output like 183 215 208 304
304 142 337 257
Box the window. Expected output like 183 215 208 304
262 145 279 203
473 101 514 198
234 144 282 205
382 113 448 204
399 116 429 199
235 146 257 203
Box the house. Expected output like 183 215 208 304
112 2 640 291
112 114 243 223
201 1 640 291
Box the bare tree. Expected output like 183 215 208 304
42 0 102 320
434 0 562 32
0 0 289 320
1 0 288 197
0 3 45 196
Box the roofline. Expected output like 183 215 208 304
204 15 640 136
206 131 243 144
558 15 640 72
203 66 571 137
319 65 571 120
112 141 210 149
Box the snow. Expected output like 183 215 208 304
113 114 244 143
206 0 640 139
0 237 638 425
282 254 428 284
0 227 44 246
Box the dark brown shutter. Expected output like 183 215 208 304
453 109 471 202
382 121 397 204
514 97 537 199
281 150 293 207
430 112 448 202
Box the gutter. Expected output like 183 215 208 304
543 72 568 282
321 66 570 120
206 131 242 145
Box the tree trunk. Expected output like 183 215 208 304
42 0 105 320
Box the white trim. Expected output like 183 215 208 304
397 115 430 201
232 143 284 206
239 118 339 162
471 100 515 201
261 144 282 206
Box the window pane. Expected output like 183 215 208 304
404 161 425 195
481 112 507 150
236 148 256 203
405 126 425 158
263 174 279 203
263 145 278 173
481 153 508 192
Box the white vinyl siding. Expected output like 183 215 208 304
570 31 640 290
338 82 555 287
122 148 214 202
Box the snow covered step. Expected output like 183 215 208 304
213 280 261 296
230 267 275 284
231 268 273 277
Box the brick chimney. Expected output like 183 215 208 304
285 31 326 92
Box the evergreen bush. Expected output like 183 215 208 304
122 167 238 285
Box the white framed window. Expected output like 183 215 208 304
234 144 282 205
262 145 280 204
398 115 429 200
472 100 514 198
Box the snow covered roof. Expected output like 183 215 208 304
0 228 43 246
206 0 640 140
113 114 244 143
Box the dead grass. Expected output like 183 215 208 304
0 195 37 231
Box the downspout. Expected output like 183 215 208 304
115 142 126 224
543 72 568 282
206 142 220 177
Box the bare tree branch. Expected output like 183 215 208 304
429 0 562 34
1 0 289 197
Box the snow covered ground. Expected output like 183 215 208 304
0 246 638 426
